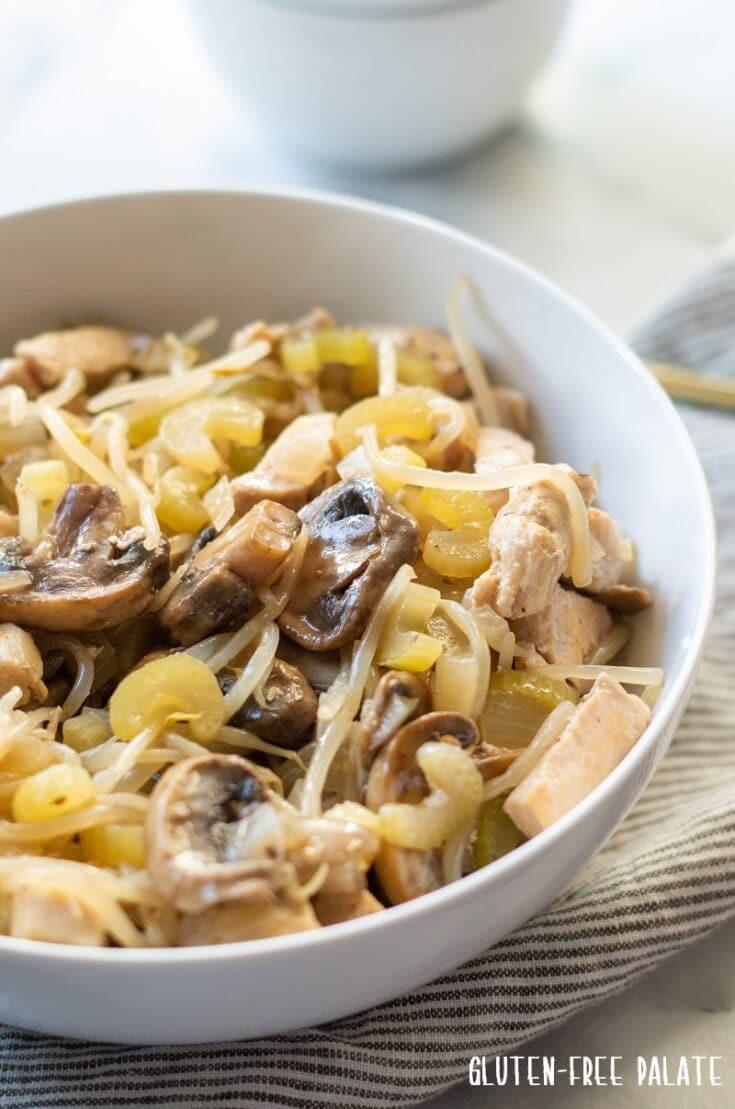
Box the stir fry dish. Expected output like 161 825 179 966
0 284 662 947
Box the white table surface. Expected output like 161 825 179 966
1 1 734 1103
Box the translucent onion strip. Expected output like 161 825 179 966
87 338 270 413
0 794 147 845
37 368 86 410
102 413 161 550
223 623 279 718
529 663 664 686
41 636 95 720
442 819 473 885
422 394 467 466
484 701 575 801
445 276 500 426
363 427 592 587
434 599 490 721
93 725 159 796
217 723 306 768
301 563 416 818
38 405 122 492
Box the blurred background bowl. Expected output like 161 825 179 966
187 0 572 172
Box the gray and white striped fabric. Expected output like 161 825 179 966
1 258 734 1109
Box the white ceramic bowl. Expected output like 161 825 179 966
0 190 714 1044
186 0 572 171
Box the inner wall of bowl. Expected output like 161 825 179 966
0 192 708 686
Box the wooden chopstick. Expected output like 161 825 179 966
646 360 735 412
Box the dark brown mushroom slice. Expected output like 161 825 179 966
365 711 480 905
279 478 419 652
0 484 169 632
218 657 317 749
146 754 298 914
358 669 430 770
593 584 653 613
159 499 301 647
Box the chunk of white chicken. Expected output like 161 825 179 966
503 674 651 837
473 479 573 621
231 412 337 515
474 426 535 474
10 884 106 945
14 325 158 387
587 508 625 593
0 623 47 704
511 584 612 667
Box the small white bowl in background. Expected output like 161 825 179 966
0 188 714 1044
186 0 572 171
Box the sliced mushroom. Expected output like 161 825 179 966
146 754 299 914
365 712 479 905
159 499 301 646
231 412 338 516
593 584 653 613
358 669 430 770
0 485 168 631
218 657 317 749
14 325 160 387
280 478 419 651
147 753 379 938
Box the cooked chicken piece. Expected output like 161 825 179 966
504 674 651 837
473 479 572 621
511 584 612 667
586 508 625 593
160 500 301 646
280 478 419 651
593 583 653 613
219 657 317 749
10 884 106 945
293 816 379 926
231 412 338 515
0 357 42 397
178 897 320 946
0 623 47 704
0 485 168 631
474 426 535 474
14 325 158 387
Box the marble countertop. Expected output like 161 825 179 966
1 0 734 1103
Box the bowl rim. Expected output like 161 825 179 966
195 0 505 23
0 186 716 969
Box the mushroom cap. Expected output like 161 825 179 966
145 754 299 914
159 500 301 647
220 657 317 749
365 711 479 905
0 485 169 631
358 669 430 771
279 477 419 652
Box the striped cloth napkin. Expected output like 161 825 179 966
1 256 734 1109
